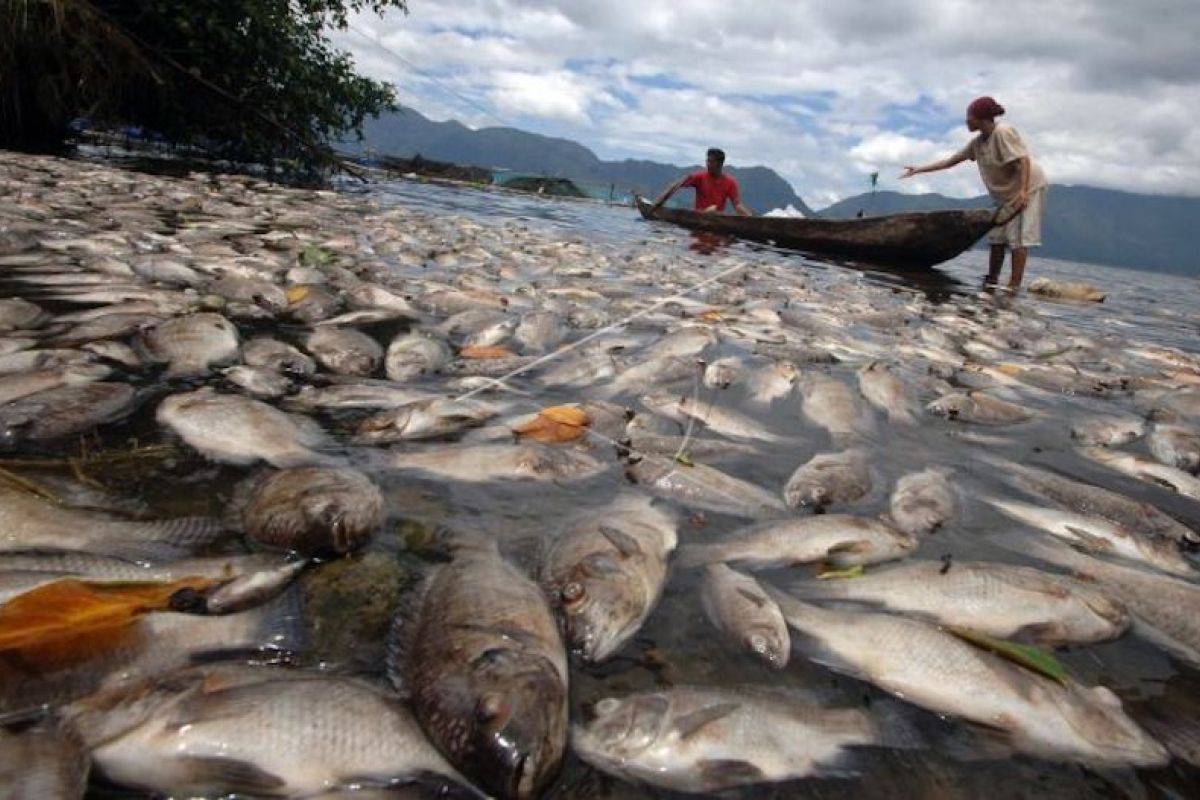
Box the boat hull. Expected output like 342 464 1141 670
636 198 998 270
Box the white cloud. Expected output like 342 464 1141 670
333 0 1200 206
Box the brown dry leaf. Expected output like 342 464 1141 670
460 345 515 359
0 577 214 653
697 309 724 322
513 405 591 444
286 285 311 304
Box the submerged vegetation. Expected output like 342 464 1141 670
0 0 406 169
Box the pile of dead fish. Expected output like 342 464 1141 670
1 149 1200 799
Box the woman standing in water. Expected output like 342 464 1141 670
901 97 1047 290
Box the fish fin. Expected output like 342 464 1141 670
675 544 720 570
1062 524 1115 551
597 525 644 558
171 755 286 794
868 698 926 751
673 702 740 741
386 568 433 697
697 759 766 789
249 584 308 656
579 552 624 577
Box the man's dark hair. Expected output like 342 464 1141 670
706 148 726 164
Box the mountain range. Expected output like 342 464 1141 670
344 107 1197 276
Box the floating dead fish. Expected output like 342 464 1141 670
239 466 383 555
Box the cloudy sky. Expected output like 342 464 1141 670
332 0 1200 209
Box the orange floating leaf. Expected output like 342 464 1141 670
286 285 311 304
460 345 515 359
513 404 591 444
697 309 724 323
0 577 214 653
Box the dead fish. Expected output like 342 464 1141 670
798 373 873 439
139 312 240 377
346 282 416 313
0 481 227 561
0 363 111 406
985 496 1196 577
625 454 787 520
700 563 790 668
1028 277 1106 302
888 467 957 535
386 333 453 381
239 466 383 555
572 685 904 793
1078 446 1200 500
222 365 294 399
288 283 344 324
926 391 1033 425
640 392 785 443
157 387 332 467
857 361 915 425
537 493 677 662
284 381 435 412
0 298 49 331
208 274 288 312
0 381 139 445
74 668 468 797
678 514 915 570
1070 414 1146 447
783 448 873 509
702 355 745 389
514 311 566 353
389 536 568 799
80 339 141 368
305 326 383 376
773 593 1166 767
386 442 609 483
1148 423 1200 475
605 355 700 399
745 359 798 405
242 337 317 376
0 347 93 376
788 559 1129 645
357 397 497 443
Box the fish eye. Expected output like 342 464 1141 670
561 582 586 604
748 633 768 654
595 697 622 716
475 692 508 723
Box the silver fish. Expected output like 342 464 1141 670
1149 423 1200 474
625 454 787 520
78 670 470 798
386 333 453 381
389 536 568 799
157 387 331 467
678 514 914 571
514 311 566 353
0 298 49 331
0 481 227 561
1078 446 1200 500
139 312 240 377
357 397 497 443
222 365 294 399
0 381 139 445
788 559 1129 645
857 361 915 425
888 467 957 535
0 363 110 406
572 685 899 792
702 355 745 389
783 448 873 509
538 493 677 662
387 442 609 483
640 392 784 442
798 373 872 439
700 563 790 668
926 391 1034 425
1070 414 1146 447
305 326 383 376
745 359 798 405
985 496 1197 577
285 381 434 411
773 593 1166 767
242 337 317 376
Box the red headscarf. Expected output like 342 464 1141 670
967 96 1005 120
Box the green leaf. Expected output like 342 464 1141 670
817 564 864 581
947 626 1069 684
299 244 333 267
673 451 694 466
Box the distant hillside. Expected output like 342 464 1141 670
821 188 1199 276
343 106 815 216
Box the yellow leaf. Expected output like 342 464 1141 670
697 309 723 322
460 345 515 359
513 405 591 444
817 564 865 581
0 577 214 653
286 285 311 304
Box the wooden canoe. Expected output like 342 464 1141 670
636 197 999 270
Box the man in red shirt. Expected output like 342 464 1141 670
650 148 753 216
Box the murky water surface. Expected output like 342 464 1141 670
8 166 1200 798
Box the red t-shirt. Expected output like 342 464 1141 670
682 170 741 212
